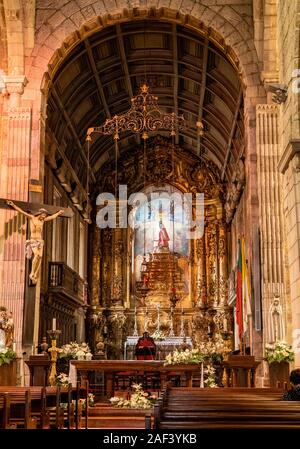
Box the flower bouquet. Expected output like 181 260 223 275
197 339 225 363
204 365 218 388
109 383 156 409
265 341 295 364
164 348 205 366
55 373 70 387
60 342 92 360
0 347 16 366
151 330 165 341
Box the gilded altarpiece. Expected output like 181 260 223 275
88 137 233 358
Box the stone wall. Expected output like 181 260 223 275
277 0 300 366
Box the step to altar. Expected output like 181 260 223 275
86 403 153 429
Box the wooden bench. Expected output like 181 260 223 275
0 382 89 429
151 387 300 429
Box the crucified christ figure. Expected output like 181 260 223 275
7 200 64 284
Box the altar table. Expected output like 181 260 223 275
69 360 202 398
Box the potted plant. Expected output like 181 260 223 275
265 341 295 388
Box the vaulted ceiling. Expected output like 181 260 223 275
46 19 244 189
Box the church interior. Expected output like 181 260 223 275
0 0 300 431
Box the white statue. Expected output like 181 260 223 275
269 296 285 343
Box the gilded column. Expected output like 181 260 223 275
111 227 125 307
218 221 228 306
101 228 112 307
91 225 101 306
206 222 218 308
195 233 207 308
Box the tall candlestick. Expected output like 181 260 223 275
200 362 204 388
52 318 56 331
156 303 161 331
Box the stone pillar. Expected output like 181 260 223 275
279 140 300 367
256 104 288 349
0 75 30 354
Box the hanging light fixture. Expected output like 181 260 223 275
86 84 187 143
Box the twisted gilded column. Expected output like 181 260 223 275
206 222 218 307
218 221 228 306
195 234 207 308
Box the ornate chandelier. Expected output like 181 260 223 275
86 84 188 141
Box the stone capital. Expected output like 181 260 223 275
3 75 28 96
278 140 300 174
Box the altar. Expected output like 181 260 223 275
124 336 192 360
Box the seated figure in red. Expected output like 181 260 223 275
135 332 156 360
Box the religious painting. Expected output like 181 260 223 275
132 185 190 308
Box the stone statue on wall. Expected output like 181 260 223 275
269 296 285 343
7 200 64 284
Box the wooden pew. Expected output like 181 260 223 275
154 387 300 429
0 384 88 429
0 389 37 429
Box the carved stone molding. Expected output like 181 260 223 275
2 75 28 96
278 139 300 174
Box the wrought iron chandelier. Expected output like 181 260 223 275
86 84 188 141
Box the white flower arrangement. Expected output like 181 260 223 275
197 339 225 362
109 383 156 409
204 365 218 388
60 342 92 360
265 340 295 364
151 330 165 341
55 373 70 386
164 348 205 366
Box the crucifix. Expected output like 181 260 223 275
1 198 73 285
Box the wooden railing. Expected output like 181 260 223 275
48 262 84 303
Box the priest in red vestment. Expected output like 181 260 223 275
135 332 156 360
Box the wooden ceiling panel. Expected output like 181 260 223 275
47 20 244 184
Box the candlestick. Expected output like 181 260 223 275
180 311 185 337
52 318 56 331
169 307 175 337
133 307 138 337
47 328 61 386
156 303 161 332
200 362 204 388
